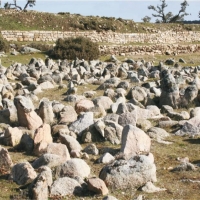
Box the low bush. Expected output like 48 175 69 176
50 37 100 60
0 35 9 53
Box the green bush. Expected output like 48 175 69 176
0 35 9 53
51 37 100 60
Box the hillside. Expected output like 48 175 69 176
1 9 200 33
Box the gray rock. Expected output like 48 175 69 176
56 158 90 178
118 112 137 127
98 153 115 164
69 112 94 136
141 181 166 193
121 125 151 159
50 177 83 197
10 162 37 185
83 143 99 155
99 153 157 190
0 145 13 172
32 153 65 169
147 127 170 143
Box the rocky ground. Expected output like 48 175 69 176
0 54 200 200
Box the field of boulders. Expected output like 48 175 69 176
1 54 200 200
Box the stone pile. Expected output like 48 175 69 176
0 55 199 199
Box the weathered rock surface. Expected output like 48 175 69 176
99 154 157 190
121 125 151 159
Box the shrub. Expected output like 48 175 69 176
51 37 100 60
0 35 9 53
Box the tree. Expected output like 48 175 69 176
148 0 189 23
4 0 36 11
142 16 151 23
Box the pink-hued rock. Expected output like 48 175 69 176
121 125 151 159
46 143 70 161
75 99 94 114
34 124 53 156
87 177 109 195
9 162 37 185
0 146 13 172
59 106 77 124
4 127 23 147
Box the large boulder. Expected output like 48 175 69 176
121 125 151 159
93 96 113 111
14 95 43 130
75 99 94 114
0 146 13 173
33 124 53 156
58 106 77 124
159 72 179 108
38 98 54 124
9 162 37 185
4 127 23 147
99 153 157 190
56 158 90 179
50 177 83 197
46 143 70 161
69 112 93 136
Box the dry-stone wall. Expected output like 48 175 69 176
1 30 200 44
1 30 200 55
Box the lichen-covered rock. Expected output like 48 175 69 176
99 154 157 190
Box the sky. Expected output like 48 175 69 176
1 0 200 22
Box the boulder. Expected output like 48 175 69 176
50 177 83 197
46 143 70 161
59 133 82 153
33 124 53 156
83 144 99 155
121 125 151 159
93 96 113 110
56 158 90 179
4 127 23 147
98 153 115 164
14 95 43 130
69 112 93 136
75 99 94 114
32 153 65 169
59 106 77 124
10 162 37 185
99 154 157 190
0 146 13 172
38 98 54 124
87 177 109 195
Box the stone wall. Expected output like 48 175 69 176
1 30 200 44
100 44 200 56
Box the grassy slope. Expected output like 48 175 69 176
0 9 200 33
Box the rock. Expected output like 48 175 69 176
69 112 94 136
4 127 23 147
14 95 43 130
33 124 53 156
32 153 65 169
104 120 123 144
147 127 170 143
19 133 34 153
99 153 157 190
75 99 94 114
159 71 179 108
0 145 13 172
175 115 200 136
21 46 41 53
83 144 99 155
46 143 70 162
172 162 197 171
59 133 82 153
118 112 137 127
94 120 106 137
87 177 109 195
10 162 37 185
93 96 113 110
98 153 115 164
56 158 90 179
39 81 54 90
50 177 83 197
141 181 166 193
38 98 54 124
137 118 152 132
121 125 151 159
59 106 77 124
